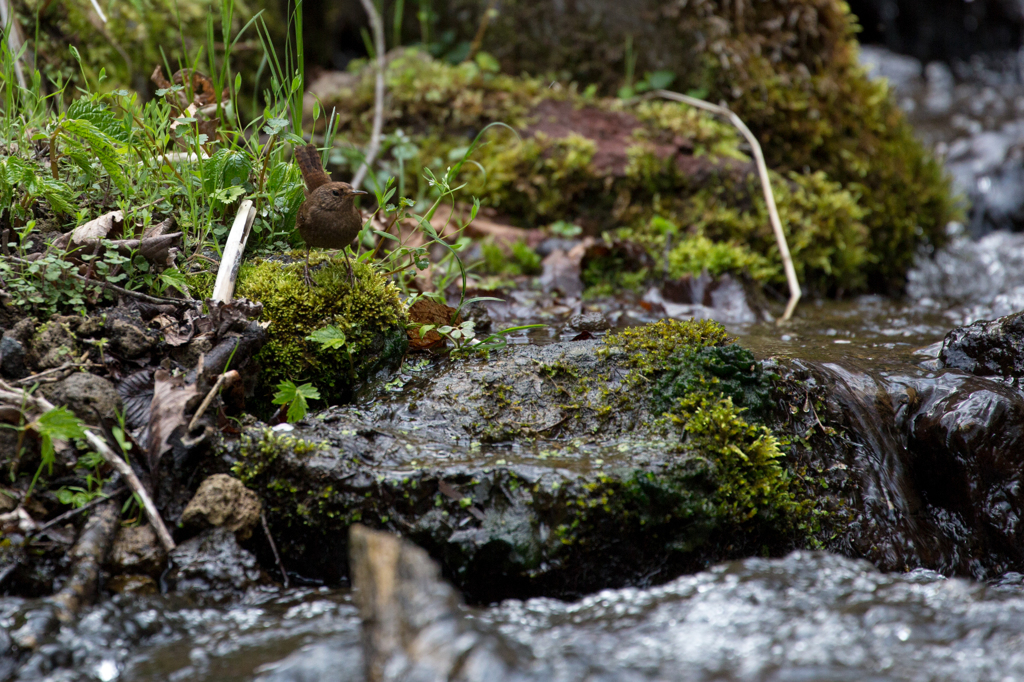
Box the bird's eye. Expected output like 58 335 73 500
331 189 340 197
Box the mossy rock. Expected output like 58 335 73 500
224 319 820 600
320 47 943 295
424 0 959 292
231 255 409 409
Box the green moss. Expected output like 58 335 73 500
478 239 542 276
327 8 957 294
602 318 731 373
666 234 776 281
231 256 408 407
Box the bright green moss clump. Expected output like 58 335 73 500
601 319 808 533
233 256 408 407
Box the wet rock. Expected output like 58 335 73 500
349 525 542 682
181 474 262 541
850 0 1023 61
40 372 122 424
164 527 263 596
230 321 807 601
0 336 28 379
938 310 1024 378
567 312 609 333
644 272 773 325
773 356 1024 580
108 524 167 577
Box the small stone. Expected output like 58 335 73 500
568 312 610 332
182 474 262 541
165 527 263 595
108 524 167 576
0 336 28 379
107 574 159 595
42 373 122 424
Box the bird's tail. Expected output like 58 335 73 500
294 144 332 193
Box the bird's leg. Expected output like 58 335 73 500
304 247 317 288
342 247 355 286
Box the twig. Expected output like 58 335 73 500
29 486 126 537
649 90 802 322
187 371 228 432
0 380 176 552
6 255 193 307
52 500 119 623
352 0 386 190
261 512 290 588
466 0 498 62
15 358 100 386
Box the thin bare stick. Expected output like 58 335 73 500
0 381 176 552
262 512 290 588
15 360 101 385
352 0 386 190
187 372 228 432
466 0 498 62
30 486 125 537
649 90 801 322
6 255 193 306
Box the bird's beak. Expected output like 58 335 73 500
351 189 368 195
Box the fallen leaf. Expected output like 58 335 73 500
147 370 198 474
407 298 461 350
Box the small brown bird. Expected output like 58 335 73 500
293 144 367 287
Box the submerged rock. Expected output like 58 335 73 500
164 528 264 596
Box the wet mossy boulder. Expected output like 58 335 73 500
319 46 943 295
424 0 959 292
224 319 817 600
231 255 408 408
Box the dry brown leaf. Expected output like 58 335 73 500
407 299 461 351
147 370 198 473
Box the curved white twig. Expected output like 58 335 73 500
651 90 801 322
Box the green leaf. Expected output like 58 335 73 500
272 380 320 422
36 406 88 441
306 325 348 350
61 118 130 195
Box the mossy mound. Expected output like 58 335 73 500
425 0 959 292
231 255 408 408
224 319 817 598
322 48 937 294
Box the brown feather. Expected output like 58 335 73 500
294 144 332 193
